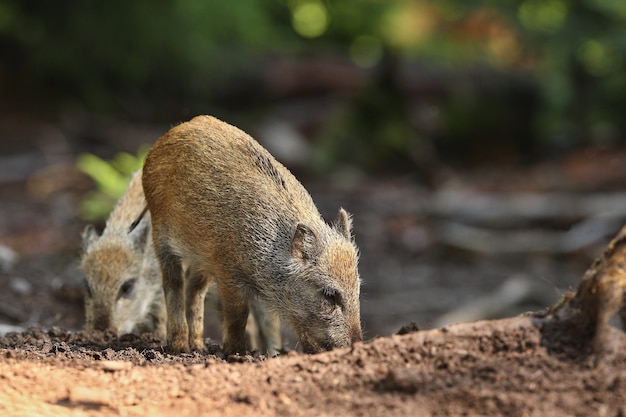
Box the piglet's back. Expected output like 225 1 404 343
143 115 323 247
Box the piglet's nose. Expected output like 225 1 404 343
93 316 111 331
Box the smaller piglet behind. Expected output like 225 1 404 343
80 171 166 338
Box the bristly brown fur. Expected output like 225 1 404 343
142 115 362 354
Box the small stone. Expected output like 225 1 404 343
10 277 32 295
101 360 132 372
277 392 292 405
68 386 112 407
0 244 18 272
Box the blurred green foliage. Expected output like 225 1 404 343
1 0 625 168
76 146 149 221
0 0 294 114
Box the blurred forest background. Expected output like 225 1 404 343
2 0 625 171
1 0 626 339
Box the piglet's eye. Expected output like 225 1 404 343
118 278 137 299
322 287 342 308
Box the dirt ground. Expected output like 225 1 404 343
2 118 626 416
1 314 625 417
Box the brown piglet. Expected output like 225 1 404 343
142 115 362 354
81 171 166 338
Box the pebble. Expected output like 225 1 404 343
277 392 292 405
100 360 132 372
10 277 32 295
0 244 18 272
68 386 112 407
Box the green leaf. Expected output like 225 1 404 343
76 153 128 198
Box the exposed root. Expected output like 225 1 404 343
550 224 626 359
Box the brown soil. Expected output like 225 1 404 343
1 315 625 417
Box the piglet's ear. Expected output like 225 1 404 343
291 223 319 264
81 225 100 251
129 212 150 252
333 208 353 241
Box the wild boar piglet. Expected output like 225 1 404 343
142 115 362 354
